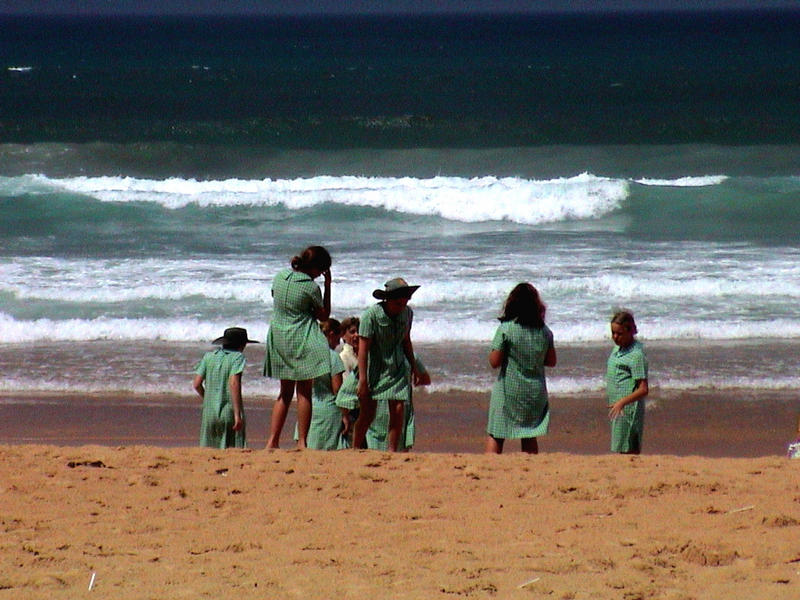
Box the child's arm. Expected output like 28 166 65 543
228 373 243 431
488 350 504 369
357 336 372 402
192 374 205 398
331 371 343 396
314 269 332 321
608 378 648 419
402 329 421 385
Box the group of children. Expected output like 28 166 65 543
193 245 650 455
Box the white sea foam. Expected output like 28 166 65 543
21 172 629 225
634 175 728 186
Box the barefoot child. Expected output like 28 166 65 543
193 327 258 449
606 310 649 454
352 278 422 452
264 245 333 449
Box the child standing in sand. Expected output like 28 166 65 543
193 327 258 449
352 278 422 452
606 310 649 455
486 283 556 454
264 245 332 449
298 319 348 450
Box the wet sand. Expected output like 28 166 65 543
1 389 797 456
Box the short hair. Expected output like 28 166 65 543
291 245 331 273
610 310 637 334
320 318 341 336
340 316 360 331
499 282 546 328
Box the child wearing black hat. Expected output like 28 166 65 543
193 327 258 449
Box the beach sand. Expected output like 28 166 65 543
1 390 799 598
1 444 799 599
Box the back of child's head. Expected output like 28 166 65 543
291 245 331 272
500 282 546 328
320 318 341 336
610 310 638 334
340 315 360 331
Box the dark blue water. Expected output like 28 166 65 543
2 11 799 147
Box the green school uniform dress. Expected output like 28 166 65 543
360 302 413 402
487 320 553 440
366 355 428 451
606 340 648 453
264 268 329 381
195 348 247 449
300 349 348 450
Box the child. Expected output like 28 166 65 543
787 415 800 459
295 319 348 450
264 245 332 449
339 316 360 373
486 283 556 454
367 354 431 451
352 278 422 452
606 310 649 455
193 327 258 449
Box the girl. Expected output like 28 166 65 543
486 283 556 454
606 310 649 454
264 245 332 449
297 319 348 450
352 278 421 452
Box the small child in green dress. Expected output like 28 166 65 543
295 319 349 450
486 283 556 454
193 327 258 449
606 310 649 455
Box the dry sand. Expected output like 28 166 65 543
1 445 799 599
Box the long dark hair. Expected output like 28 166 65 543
499 282 546 328
290 246 331 273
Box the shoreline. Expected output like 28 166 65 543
2 389 797 457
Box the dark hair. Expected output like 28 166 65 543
340 316 360 331
291 246 331 273
499 283 546 328
610 310 637 334
320 318 341 336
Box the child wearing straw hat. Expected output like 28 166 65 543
193 327 258 449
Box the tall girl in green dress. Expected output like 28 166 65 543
264 246 332 449
352 278 421 452
606 310 649 454
486 283 556 454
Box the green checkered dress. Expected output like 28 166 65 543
264 268 330 381
366 355 428 451
360 302 413 403
195 348 247 449
295 349 348 450
606 340 648 453
487 321 553 439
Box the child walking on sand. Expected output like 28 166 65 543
193 327 258 449
606 310 649 454
352 278 422 452
264 245 332 449
486 283 556 454
297 319 348 450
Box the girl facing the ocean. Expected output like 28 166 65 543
486 283 556 454
264 246 332 449
606 310 649 454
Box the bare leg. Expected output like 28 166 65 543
266 379 295 449
521 437 539 454
386 400 405 452
352 397 376 450
295 379 313 449
485 436 504 454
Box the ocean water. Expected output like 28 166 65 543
1 12 799 398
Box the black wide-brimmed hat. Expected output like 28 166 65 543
212 327 259 346
372 278 420 300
